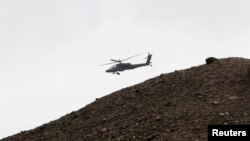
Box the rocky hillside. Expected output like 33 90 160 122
2 57 250 141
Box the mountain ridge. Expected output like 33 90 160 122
2 57 250 141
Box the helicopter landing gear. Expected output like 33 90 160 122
116 72 120 75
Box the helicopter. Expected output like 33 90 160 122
100 53 152 75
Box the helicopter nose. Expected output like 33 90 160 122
106 70 111 73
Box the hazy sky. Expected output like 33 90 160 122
1 0 250 138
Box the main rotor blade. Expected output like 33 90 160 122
110 59 121 62
99 62 116 66
100 54 140 66
121 54 141 62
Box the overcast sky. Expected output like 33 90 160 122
1 0 250 139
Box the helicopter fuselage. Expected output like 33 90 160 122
106 63 149 73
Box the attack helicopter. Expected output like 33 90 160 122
100 53 152 75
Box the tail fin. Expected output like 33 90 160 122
146 53 152 65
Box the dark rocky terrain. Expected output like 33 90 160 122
2 57 250 141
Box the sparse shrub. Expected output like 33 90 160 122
206 57 218 64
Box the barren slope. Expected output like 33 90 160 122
2 57 250 141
